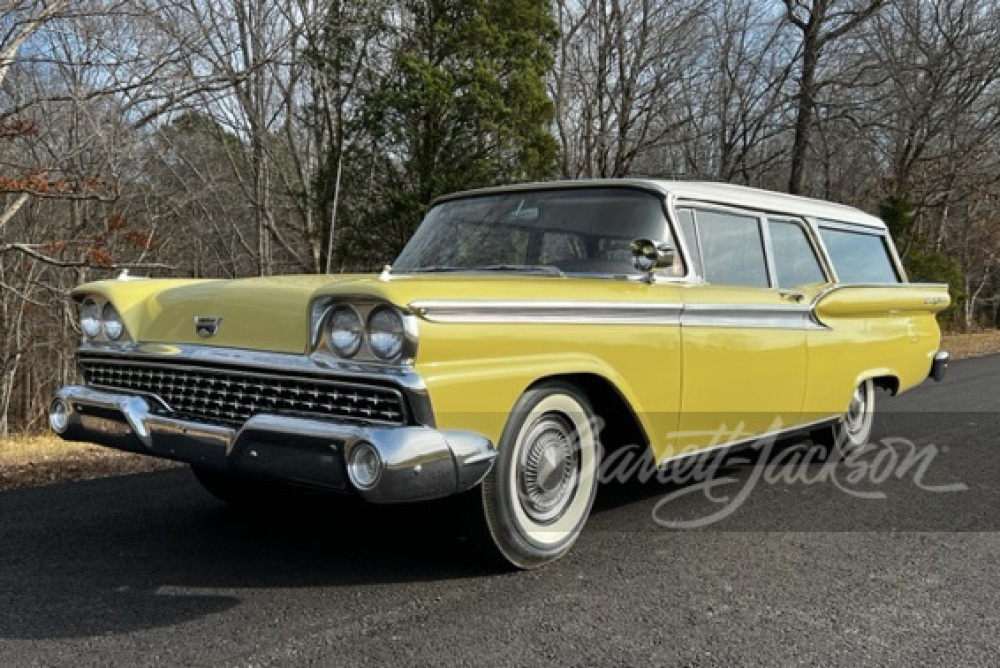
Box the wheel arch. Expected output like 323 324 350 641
526 372 652 459
855 368 900 396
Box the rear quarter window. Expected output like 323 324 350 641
819 226 901 284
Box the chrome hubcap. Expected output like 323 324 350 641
517 413 580 524
845 384 868 435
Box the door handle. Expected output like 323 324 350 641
779 290 805 303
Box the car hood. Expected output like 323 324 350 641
75 272 660 354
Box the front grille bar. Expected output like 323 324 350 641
78 358 408 428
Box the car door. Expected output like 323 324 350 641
672 206 827 455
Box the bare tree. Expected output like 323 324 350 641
550 0 703 178
783 0 884 194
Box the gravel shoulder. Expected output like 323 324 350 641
0 436 176 492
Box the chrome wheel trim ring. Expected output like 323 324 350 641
845 383 869 436
516 413 581 525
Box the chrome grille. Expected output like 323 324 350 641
78 359 407 427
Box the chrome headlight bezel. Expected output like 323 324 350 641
313 298 418 365
75 295 131 343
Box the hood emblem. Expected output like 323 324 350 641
194 316 222 338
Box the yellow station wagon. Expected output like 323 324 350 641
50 180 950 568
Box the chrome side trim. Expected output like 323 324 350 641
809 282 950 309
410 300 828 330
681 304 825 330
410 300 684 325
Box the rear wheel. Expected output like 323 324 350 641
812 378 875 457
466 382 600 569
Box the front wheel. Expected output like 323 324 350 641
466 382 600 569
812 378 875 457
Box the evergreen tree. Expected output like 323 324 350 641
344 0 558 263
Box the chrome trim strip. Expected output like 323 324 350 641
663 192 696 282
410 300 684 325
410 300 828 329
758 212 778 289
681 304 824 330
816 218 891 234
809 282 949 307
76 342 427 392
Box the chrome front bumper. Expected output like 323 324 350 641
49 385 496 503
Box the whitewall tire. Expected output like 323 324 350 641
812 378 875 456
468 381 600 569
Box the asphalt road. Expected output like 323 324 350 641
1 356 998 666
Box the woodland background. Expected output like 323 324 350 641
2 0 999 434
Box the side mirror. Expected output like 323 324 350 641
630 238 676 282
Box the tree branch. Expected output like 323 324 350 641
0 243 175 271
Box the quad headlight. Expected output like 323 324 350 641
326 305 364 358
102 302 124 341
366 306 406 362
79 298 101 338
77 297 128 342
319 302 414 363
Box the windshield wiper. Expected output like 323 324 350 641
473 264 566 277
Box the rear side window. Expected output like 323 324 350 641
694 210 769 287
819 226 900 283
768 219 826 288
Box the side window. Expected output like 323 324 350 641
675 208 702 277
768 219 826 288
819 226 900 283
694 209 769 287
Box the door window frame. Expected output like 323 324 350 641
672 199 843 289
765 216 831 288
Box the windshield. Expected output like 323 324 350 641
392 188 679 276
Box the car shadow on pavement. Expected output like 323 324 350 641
0 468 497 640
0 433 819 641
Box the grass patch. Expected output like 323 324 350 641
0 435 177 492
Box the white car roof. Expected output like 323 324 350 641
654 180 885 230
437 178 886 230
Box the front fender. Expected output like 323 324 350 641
418 352 671 454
